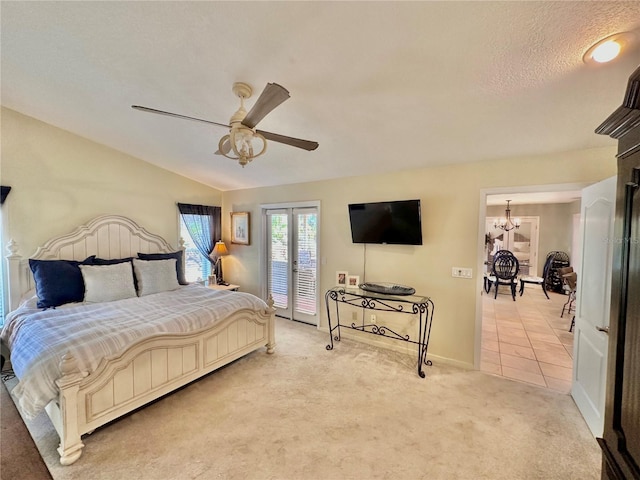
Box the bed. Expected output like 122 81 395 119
2 214 275 465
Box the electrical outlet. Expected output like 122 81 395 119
370 314 376 324
352 311 358 321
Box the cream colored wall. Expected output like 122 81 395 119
0 105 617 368
1 107 221 263
223 147 616 368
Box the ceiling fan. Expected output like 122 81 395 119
132 82 319 167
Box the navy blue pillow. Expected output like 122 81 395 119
90 257 133 265
29 256 96 309
137 251 188 285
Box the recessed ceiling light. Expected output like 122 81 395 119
592 40 621 63
583 31 637 65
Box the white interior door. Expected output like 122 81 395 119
266 206 318 325
572 176 616 437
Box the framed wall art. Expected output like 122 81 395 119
231 212 250 245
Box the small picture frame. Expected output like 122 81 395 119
336 271 348 287
231 212 250 245
347 275 360 289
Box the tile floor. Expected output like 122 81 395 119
481 283 575 393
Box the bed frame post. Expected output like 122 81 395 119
178 237 186 276
55 353 87 465
266 294 276 354
6 239 23 313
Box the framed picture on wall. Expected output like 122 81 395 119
231 212 250 245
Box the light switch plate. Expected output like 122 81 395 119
452 267 473 279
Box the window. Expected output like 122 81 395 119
177 203 221 284
180 217 211 283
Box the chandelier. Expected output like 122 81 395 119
494 200 520 232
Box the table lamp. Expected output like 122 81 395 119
212 240 229 285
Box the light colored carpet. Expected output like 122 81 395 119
9 317 600 480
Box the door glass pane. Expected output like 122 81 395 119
268 213 289 309
294 211 317 315
513 222 532 275
486 216 538 277
485 219 507 270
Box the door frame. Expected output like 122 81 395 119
260 200 321 329
474 183 589 369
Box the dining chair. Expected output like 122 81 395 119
558 266 578 331
487 250 520 301
519 251 555 299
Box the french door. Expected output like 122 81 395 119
485 216 539 276
265 206 318 325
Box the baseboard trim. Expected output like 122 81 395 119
320 327 474 371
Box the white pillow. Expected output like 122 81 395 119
79 262 137 303
133 258 180 297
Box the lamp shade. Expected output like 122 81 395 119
213 241 229 257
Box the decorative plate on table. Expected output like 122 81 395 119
358 282 416 296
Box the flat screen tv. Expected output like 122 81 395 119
348 199 423 245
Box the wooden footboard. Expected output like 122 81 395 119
48 300 275 465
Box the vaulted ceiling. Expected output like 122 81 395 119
2 2 640 191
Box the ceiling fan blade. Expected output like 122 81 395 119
132 105 229 128
241 83 290 129
257 129 319 151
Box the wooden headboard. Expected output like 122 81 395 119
6 215 180 312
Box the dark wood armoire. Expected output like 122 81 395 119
595 65 640 480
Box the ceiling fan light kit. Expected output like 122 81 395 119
218 82 268 167
218 129 267 167
133 81 318 168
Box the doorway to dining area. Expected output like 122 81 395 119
479 190 582 393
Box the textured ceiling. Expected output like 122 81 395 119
2 1 640 191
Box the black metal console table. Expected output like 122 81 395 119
325 287 435 378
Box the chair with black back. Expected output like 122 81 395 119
488 250 520 301
484 250 512 293
546 251 570 293
558 266 578 330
